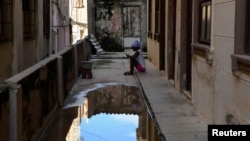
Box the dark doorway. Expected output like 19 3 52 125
167 0 176 81
180 0 193 97
159 0 166 70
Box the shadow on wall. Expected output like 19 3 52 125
96 30 123 52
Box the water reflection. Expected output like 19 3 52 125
65 83 161 141
80 114 138 141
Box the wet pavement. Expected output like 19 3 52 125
39 51 208 141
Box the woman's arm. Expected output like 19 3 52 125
127 51 139 59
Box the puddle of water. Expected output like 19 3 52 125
65 83 164 141
41 83 164 141
80 113 138 141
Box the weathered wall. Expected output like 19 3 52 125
147 0 157 65
88 0 147 51
20 59 58 140
95 1 123 51
23 41 37 69
62 49 75 98
0 39 91 141
147 38 157 65
53 1 71 53
0 43 13 81
213 1 250 124
0 0 70 81
148 0 250 125
192 56 215 123
192 0 250 124
140 0 148 50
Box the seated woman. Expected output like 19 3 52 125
124 40 146 75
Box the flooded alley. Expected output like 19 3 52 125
39 83 163 141
39 56 165 141
38 52 208 141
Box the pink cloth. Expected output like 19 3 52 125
136 63 146 72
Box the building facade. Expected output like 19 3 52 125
148 0 250 124
0 0 89 140
69 0 88 44
87 0 147 51
0 0 70 82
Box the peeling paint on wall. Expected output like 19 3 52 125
122 7 140 37
95 1 123 51
91 0 146 51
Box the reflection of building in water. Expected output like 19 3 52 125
67 84 160 141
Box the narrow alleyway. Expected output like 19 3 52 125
39 52 208 141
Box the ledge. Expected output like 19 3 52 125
192 43 214 64
231 54 250 75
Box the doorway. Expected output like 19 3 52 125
180 0 193 97
159 0 166 70
167 0 176 82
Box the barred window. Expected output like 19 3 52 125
23 0 35 40
0 0 12 42
73 0 84 8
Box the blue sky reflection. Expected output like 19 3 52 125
80 113 139 141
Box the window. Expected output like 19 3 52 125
192 0 213 64
23 0 35 40
199 0 211 44
232 0 250 74
43 0 50 39
73 0 84 8
0 0 12 42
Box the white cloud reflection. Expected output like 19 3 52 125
110 114 138 127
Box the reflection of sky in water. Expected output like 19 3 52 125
80 113 138 141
